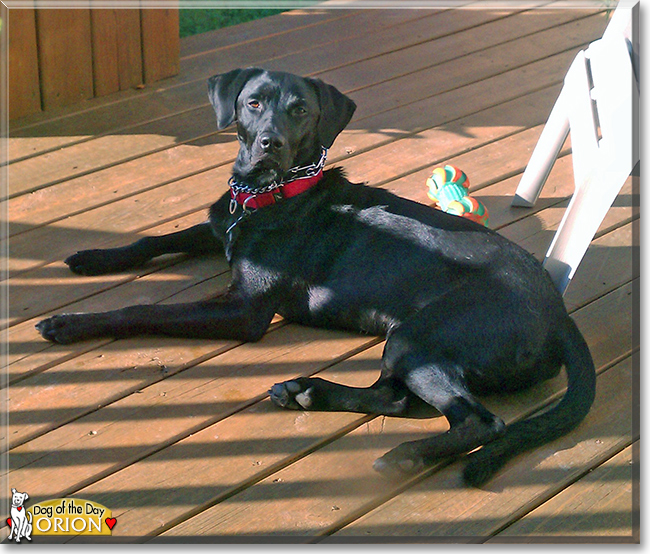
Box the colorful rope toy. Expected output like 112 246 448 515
426 165 489 227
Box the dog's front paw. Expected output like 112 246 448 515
373 442 425 478
65 248 139 276
269 378 316 410
36 314 96 344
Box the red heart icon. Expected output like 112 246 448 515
16 507 22 512
6 517 12 527
105 517 117 531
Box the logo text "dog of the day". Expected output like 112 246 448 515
27 498 114 536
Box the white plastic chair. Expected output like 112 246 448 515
511 0 640 294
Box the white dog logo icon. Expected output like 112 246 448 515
7 488 32 542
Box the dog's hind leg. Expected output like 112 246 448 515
269 375 420 416
269 348 505 477
66 222 220 275
372 361 505 476
268 359 504 474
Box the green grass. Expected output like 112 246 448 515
179 9 286 37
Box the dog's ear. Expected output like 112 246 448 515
23 493 28 501
11 488 16 494
306 77 356 149
207 67 264 130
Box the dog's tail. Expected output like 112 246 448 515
463 316 596 487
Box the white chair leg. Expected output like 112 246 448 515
511 90 570 208
542 170 627 294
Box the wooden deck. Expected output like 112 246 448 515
4 4 638 543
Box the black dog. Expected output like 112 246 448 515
37 68 595 486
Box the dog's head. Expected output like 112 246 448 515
11 488 28 507
208 68 356 189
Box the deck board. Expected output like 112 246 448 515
4 4 637 543
488 442 638 540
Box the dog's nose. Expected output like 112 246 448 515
259 133 286 152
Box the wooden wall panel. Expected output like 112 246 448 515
8 8 41 120
141 8 180 84
91 9 143 97
9 7 179 119
116 10 144 90
91 9 120 96
36 9 94 110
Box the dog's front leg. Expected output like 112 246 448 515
36 291 276 344
65 222 221 276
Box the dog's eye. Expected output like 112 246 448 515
292 106 308 117
248 100 261 109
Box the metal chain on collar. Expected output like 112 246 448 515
228 146 328 197
285 145 328 178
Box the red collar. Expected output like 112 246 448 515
230 169 324 210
